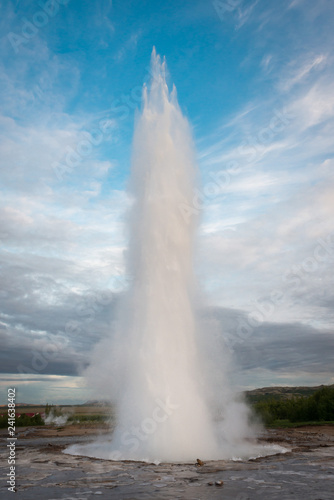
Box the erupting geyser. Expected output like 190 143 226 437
65 49 287 463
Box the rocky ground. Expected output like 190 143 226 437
1 424 334 499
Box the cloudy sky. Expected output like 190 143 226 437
1 0 333 404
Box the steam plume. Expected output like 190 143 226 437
65 49 287 463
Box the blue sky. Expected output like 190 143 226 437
1 0 334 404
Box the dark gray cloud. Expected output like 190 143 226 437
234 323 334 374
200 306 334 377
0 251 120 376
1 190 333 390
1 243 333 384
1 249 333 383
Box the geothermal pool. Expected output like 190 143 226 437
1 424 334 499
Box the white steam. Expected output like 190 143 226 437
44 410 69 426
65 49 288 462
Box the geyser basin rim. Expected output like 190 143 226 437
64 441 290 463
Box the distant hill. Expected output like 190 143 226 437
0 403 38 408
80 401 112 406
245 384 334 403
2 385 333 407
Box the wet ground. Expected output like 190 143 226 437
1 424 333 499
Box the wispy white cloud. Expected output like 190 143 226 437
113 31 142 62
235 0 260 30
279 54 327 92
288 0 305 10
260 54 273 74
289 82 334 130
195 47 334 341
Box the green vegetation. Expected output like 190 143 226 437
0 412 44 428
67 414 109 423
245 384 334 403
2 387 333 430
253 386 334 426
266 420 334 428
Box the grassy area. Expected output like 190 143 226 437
14 406 47 414
67 414 111 423
245 384 334 404
4 385 334 429
267 420 334 428
5 404 112 415
0 413 44 428
0 404 114 427
252 386 334 427
65 405 112 416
